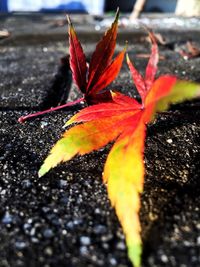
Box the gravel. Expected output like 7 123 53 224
0 14 200 267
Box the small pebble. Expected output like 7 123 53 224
40 121 48 128
95 25 101 31
101 234 113 242
80 236 91 246
0 189 6 196
42 207 50 213
43 229 54 239
109 257 117 266
30 228 36 236
62 230 67 235
21 179 32 189
116 241 126 250
44 247 53 256
161 254 169 263
31 237 39 243
2 212 13 224
167 138 173 144
183 241 191 247
94 208 101 214
15 241 27 250
58 179 68 188
93 225 107 234
66 221 74 229
42 47 48 52
80 246 88 256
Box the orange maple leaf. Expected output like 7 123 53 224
39 32 200 267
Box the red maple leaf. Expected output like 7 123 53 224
18 9 125 123
68 9 125 105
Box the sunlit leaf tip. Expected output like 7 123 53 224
38 137 72 178
66 15 71 26
128 242 142 267
103 121 146 267
68 13 87 93
38 164 48 178
64 116 77 127
114 7 120 23
66 15 75 35
126 53 131 64
86 9 120 92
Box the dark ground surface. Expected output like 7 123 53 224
0 14 200 267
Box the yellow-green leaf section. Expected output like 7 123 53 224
103 122 146 267
154 79 200 114
145 76 200 122
39 114 134 177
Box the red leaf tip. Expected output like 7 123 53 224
66 15 71 26
67 15 76 36
18 117 25 123
115 7 120 22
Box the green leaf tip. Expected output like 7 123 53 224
126 53 130 63
38 164 48 178
128 242 142 267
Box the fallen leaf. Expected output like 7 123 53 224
39 32 200 267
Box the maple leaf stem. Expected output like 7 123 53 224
18 97 85 123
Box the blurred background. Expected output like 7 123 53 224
0 0 178 14
0 0 200 18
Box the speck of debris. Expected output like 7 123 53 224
166 138 173 144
